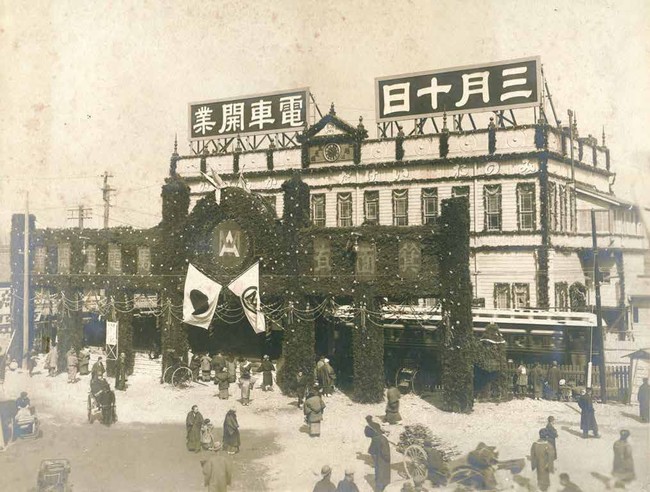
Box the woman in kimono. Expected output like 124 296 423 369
259 355 275 391
216 367 230 400
186 405 203 452
222 409 240 455
304 387 326 437
239 372 252 406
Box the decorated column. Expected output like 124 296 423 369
438 197 474 413
56 288 83 373
352 284 384 403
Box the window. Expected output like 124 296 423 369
558 185 567 232
392 189 408 226
311 194 326 227
421 188 438 225
108 244 122 274
484 185 502 232
84 245 96 274
555 282 568 310
34 246 46 274
548 182 556 231
137 247 151 275
364 191 379 225
494 283 510 309
337 193 353 227
517 183 536 231
58 243 71 274
512 283 530 308
452 186 470 199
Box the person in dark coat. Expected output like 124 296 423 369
259 355 275 391
304 387 326 437
226 355 237 384
16 391 31 409
186 405 204 452
223 409 240 455
313 465 336 492
530 363 544 400
24 349 38 377
91 356 105 381
559 472 582 492
545 416 558 457
637 377 649 423
612 429 635 488
216 367 230 400
384 384 402 424
530 429 555 492
78 347 90 376
115 352 127 391
546 361 561 400
336 469 360 492
365 418 391 491
201 445 232 492
296 370 308 408
577 389 599 438
212 352 226 384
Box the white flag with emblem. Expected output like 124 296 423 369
227 262 265 334
183 264 222 329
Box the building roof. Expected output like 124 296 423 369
575 185 636 208
622 348 650 360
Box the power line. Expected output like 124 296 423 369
67 204 93 229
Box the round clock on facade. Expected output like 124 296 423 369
323 143 341 162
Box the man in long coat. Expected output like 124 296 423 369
226 355 237 384
201 446 232 492
222 409 240 455
304 387 326 437
530 363 544 400
186 405 203 452
66 348 78 383
577 389 599 438
78 347 91 376
115 352 127 391
530 429 556 492
318 359 333 396
212 352 226 384
91 356 105 381
546 361 561 400
637 377 649 423
612 429 635 488
365 419 391 491
259 355 275 391
545 416 558 457
385 385 402 424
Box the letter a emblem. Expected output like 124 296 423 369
219 230 240 257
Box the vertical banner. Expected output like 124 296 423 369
106 320 118 360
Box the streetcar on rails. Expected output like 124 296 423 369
330 306 601 391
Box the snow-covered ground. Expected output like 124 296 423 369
2 357 649 491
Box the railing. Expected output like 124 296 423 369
577 209 640 236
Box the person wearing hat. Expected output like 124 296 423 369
577 388 599 438
259 355 275 391
211 352 226 384
91 355 105 382
186 405 204 452
222 409 240 455
200 353 213 382
115 352 128 391
530 428 555 492
530 362 544 400
216 367 230 400
16 391 31 409
313 465 336 492
304 386 326 437
612 429 635 488
545 416 558 457
317 356 333 396
200 442 232 492
335 468 359 492
365 417 391 491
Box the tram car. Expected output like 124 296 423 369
332 306 601 391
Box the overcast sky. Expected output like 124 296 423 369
1 0 649 236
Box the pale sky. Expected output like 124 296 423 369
1 0 649 236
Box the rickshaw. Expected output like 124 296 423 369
0 398 41 445
88 386 117 425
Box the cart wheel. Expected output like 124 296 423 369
172 366 193 389
163 366 175 384
403 444 428 480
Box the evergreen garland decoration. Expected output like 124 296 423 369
537 156 550 309
474 323 510 402
438 197 474 413
488 123 496 155
56 289 84 373
352 284 384 403
569 282 587 311
396 136 405 161
535 124 547 149
276 298 315 395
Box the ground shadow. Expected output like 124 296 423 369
561 426 584 438
418 391 447 411
620 411 643 423
299 424 310 435
356 451 374 467
287 400 300 408
363 473 376 491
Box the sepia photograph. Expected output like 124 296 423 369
0 1 649 490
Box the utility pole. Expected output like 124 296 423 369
22 192 29 368
591 209 608 402
67 204 92 229
102 171 115 229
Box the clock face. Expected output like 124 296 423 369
323 143 341 162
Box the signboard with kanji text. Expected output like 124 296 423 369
189 88 310 140
376 57 540 122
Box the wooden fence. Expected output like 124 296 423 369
505 363 630 402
